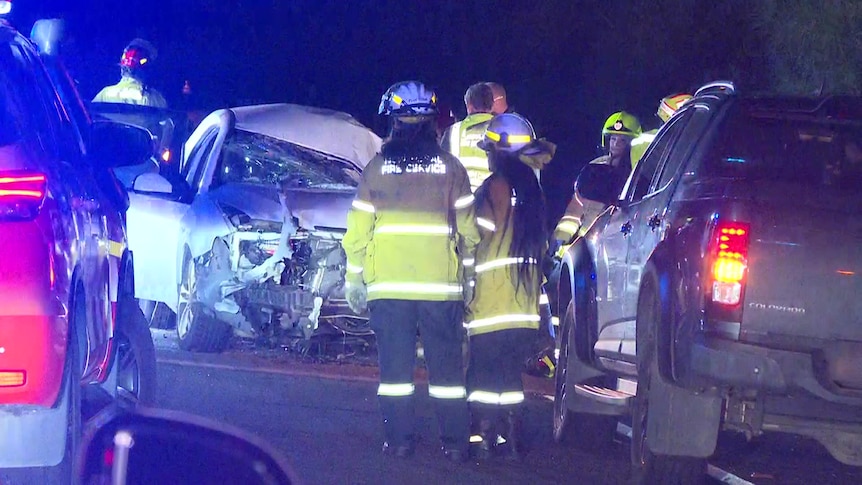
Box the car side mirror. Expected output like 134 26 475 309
89 121 154 169
30 19 65 56
574 163 621 205
79 408 296 485
133 173 173 194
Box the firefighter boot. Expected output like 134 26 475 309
475 417 496 460
504 410 524 461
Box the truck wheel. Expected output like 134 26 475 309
176 254 231 353
631 280 706 485
115 298 158 407
553 300 616 448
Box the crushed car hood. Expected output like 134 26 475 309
212 183 356 230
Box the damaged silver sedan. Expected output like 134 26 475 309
126 104 382 352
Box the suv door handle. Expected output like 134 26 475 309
621 221 632 236
648 215 662 230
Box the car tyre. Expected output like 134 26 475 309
553 300 616 449
176 254 232 353
114 297 158 407
631 279 706 485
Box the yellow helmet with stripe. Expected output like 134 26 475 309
657 93 693 123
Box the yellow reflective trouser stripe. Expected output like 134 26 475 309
467 391 525 405
378 383 415 397
367 282 462 295
475 257 536 273
347 263 363 274
556 221 580 236
428 385 467 399
463 258 475 267
374 224 451 235
464 314 541 332
454 194 475 209
352 199 376 213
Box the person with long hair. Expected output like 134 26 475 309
342 81 481 463
464 113 555 460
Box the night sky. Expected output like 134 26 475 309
13 0 762 218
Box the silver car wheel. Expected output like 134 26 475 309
177 259 196 339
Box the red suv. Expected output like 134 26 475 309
0 19 157 482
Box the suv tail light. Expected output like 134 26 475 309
710 221 750 305
0 171 47 221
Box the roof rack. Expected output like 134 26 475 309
695 81 736 97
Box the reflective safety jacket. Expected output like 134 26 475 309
630 128 657 167
553 155 630 244
92 76 168 108
464 175 543 337
342 149 480 302
441 113 494 192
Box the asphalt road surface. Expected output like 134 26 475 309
152 333 862 485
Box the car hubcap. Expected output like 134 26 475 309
177 260 196 339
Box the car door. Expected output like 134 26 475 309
621 104 713 360
126 116 223 311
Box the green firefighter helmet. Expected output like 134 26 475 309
601 111 641 147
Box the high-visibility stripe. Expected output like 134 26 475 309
539 293 550 305
632 132 656 146
347 263 364 274
378 383 415 397
352 199 376 213
475 257 536 273
464 314 541 332
477 217 496 232
454 194 475 209
463 258 475 267
428 385 467 399
556 221 580 235
367 282 462 295
107 240 125 258
374 224 451 235
551 316 560 327
467 390 525 405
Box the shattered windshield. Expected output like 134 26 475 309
215 129 361 189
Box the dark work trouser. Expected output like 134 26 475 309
466 328 538 427
369 299 469 451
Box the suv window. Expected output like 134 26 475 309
0 43 58 160
626 111 692 202
655 105 713 191
701 104 862 191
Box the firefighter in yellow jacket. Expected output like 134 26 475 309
552 111 641 248
440 82 495 192
342 81 480 463
93 39 168 108
465 113 554 460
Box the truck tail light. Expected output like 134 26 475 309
0 171 47 221
710 221 749 305
0 370 26 387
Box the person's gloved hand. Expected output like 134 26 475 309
346 279 367 314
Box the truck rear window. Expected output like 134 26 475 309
703 105 862 190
